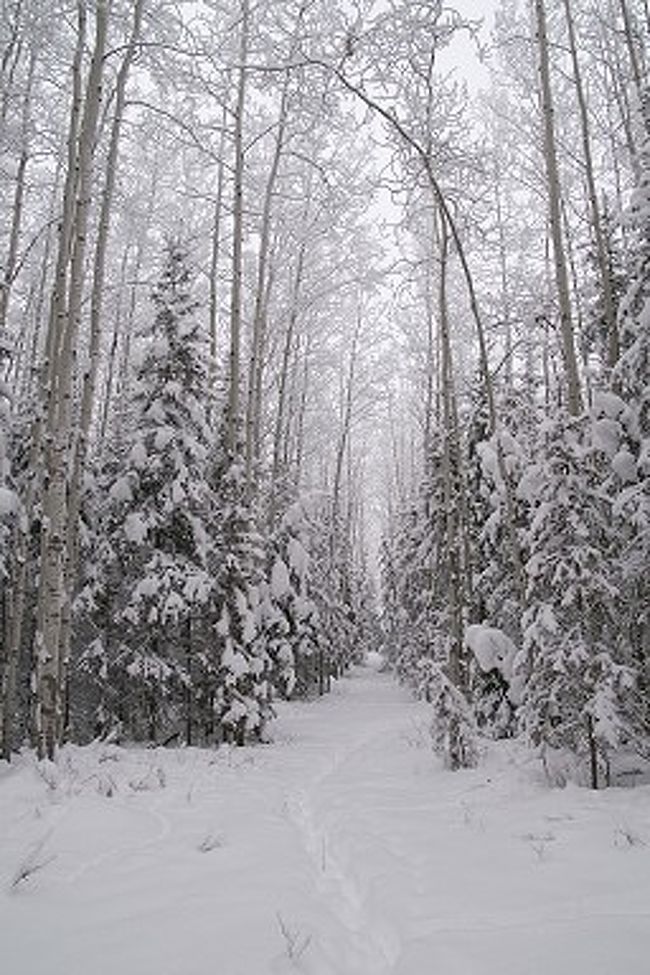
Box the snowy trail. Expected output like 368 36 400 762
1 665 650 974
282 678 407 973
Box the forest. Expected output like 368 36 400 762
0 0 648 792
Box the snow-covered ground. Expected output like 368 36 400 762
1 664 649 974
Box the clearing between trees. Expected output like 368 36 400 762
1 663 649 975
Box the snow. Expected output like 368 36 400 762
271 558 292 598
288 536 309 577
242 606 257 645
222 640 250 678
123 511 148 544
182 570 212 604
1 667 649 974
171 479 185 504
591 391 627 421
128 440 148 468
0 485 16 515
465 624 517 682
477 440 499 482
108 475 133 503
154 425 175 450
591 417 621 457
612 448 637 484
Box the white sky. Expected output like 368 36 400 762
439 0 498 92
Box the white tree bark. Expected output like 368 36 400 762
35 0 109 760
62 0 145 684
0 47 35 341
227 0 249 455
562 0 619 369
534 0 583 416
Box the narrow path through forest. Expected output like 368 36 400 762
1 664 649 974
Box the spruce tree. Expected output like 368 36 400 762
611 88 650 735
74 241 215 743
519 412 643 786
263 500 323 699
0 349 13 600
210 433 273 744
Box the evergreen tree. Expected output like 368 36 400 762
582 204 627 372
210 434 273 744
611 88 650 732
74 241 215 743
470 396 529 644
519 412 644 786
428 663 480 771
0 346 13 603
263 500 323 699
381 441 480 768
0 344 17 748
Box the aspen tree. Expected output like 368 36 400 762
269 236 308 526
618 0 645 94
562 0 619 369
35 0 109 760
0 0 25 134
61 0 146 711
331 311 361 548
208 105 228 417
227 0 249 454
244 1 312 493
315 45 526 608
437 217 464 688
0 47 35 341
99 171 157 449
1 6 88 758
244 81 289 491
534 0 583 416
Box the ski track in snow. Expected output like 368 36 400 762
284 725 403 974
1 666 650 974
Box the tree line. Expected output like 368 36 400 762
0 0 381 759
0 0 648 787
379 0 649 787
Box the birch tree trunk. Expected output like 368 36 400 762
35 0 109 760
562 0 619 369
436 217 470 691
0 7 87 760
0 0 24 135
269 194 311 525
494 172 513 389
244 1 311 491
423 266 436 460
324 58 527 606
99 171 157 447
209 107 228 418
61 0 145 707
534 0 583 416
618 0 644 93
244 80 290 491
0 47 35 340
331 312 361 550
227 0 249 455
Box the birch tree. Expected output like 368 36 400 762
35 0 109 760
533 0 583 416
